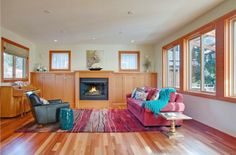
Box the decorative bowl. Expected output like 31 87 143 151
89 67 103 71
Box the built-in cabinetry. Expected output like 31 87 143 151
30 71 157 109
0 83 39 117
30 72 75 107
110 72 157 106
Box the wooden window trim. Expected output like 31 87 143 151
49 50 71 71
186 26 216 93
1 37 29 82
119 51 140 72
162 9 236 104
162 40 182 89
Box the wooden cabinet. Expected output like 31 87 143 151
31 71 157 108
64 74 75 105
110 72 157 105
111 74 124 104
30 72 75 107
0 84 39 118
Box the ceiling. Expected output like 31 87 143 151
1 0 224 45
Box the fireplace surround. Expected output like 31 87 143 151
80 78 108 100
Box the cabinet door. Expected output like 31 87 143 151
111 74 124 104
53 74 65 100
31 73 43 96
124 75 135 97
43 74 55 99
64 73 75 107
134 74 145 88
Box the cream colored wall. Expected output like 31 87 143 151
0 27 37 82
35 44 156 72
154 0 236 137
155 0 236 87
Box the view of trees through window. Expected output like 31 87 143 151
3 53 27 79
188 29 216 93
167 45 180 88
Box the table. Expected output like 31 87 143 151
159 112 192 138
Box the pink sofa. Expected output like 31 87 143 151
127 90 185 126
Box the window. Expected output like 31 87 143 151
229 18 236 97
166 45 180 88
49 50 71 71
188 29 216 93
2 38 29 82
119 51 140 71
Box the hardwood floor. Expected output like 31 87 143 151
1 112 236 155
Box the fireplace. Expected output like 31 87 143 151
80 78 108 100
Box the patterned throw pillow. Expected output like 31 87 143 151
40 98 49 104
150 89 160 100
146 88 156 100
134 89 148 101
131 87 146 98
131 88 137 98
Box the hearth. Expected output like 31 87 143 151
80 78 108 100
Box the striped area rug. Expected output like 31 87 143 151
17 109 162 133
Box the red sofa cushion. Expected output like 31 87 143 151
169 92 176 102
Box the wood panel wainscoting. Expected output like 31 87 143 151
75 71 157 109
30 71 157 109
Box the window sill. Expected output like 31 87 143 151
2 78 29 83
177 90 236 104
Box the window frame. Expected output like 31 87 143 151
226 15 236 98
119 51 140 72
49 50 71 71
162 41 181 89
1 37 29 82
162 10 236 104
186 26 216 94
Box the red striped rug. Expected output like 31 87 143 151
17 109 162 133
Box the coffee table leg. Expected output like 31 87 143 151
163 120 184 139
170 120 176 134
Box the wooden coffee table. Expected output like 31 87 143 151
159 112 192 139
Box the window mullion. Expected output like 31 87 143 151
13 55 16 79
166 52 169 87
200 36 204 92
189 42 192 90
173 49 176 88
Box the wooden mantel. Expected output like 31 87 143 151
75 70 114 109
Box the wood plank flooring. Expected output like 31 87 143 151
1 112 236 155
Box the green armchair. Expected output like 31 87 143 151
26 91 70 125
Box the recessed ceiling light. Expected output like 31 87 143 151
54 39 58 42
118 31 123 35
128 11 135 15
43 10 51 14
130 40 135 43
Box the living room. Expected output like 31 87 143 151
0 0 236 154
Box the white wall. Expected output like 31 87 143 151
35 44 155 72
0 27 37 82
155 0 236 137
184 95 236 137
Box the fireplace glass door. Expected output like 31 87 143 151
80 78 108 100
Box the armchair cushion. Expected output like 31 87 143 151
48 99 63 104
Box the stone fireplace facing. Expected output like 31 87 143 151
80 78 108 100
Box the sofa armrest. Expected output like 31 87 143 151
48 99 63 104
126 93 132 99
175 93 184 102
